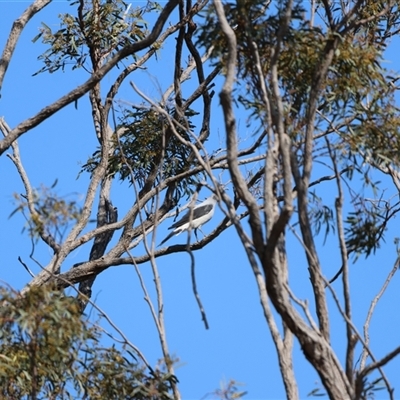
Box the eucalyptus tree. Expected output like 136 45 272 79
1 0 400 399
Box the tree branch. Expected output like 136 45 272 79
326 138 354 384
0 0 52 94
360 256 400 370
213 0 264 253
0 0 179 155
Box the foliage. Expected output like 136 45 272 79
0 285 177 399
208 379 247 400
197 0 400 260
9 182 82 243
33 0 151 74
82 105 203 194
308 191 335 244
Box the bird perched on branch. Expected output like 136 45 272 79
159 194 218 246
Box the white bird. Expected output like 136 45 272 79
159 194 218 246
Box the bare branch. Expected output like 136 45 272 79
326 138 354 384
324 277 393 400
183 189 210 330
0 0 52 93
18 257 35 278
360 256 400 370
291 152 331 340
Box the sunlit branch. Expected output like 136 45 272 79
0 0 52 93
360 256 400 370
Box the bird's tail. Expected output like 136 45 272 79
158 231 176 247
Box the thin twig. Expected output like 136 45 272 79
324 277 394 400
0 0 52 92
18 257 35 278
184 188 209 330
127 249 163 335
360 256 400 369
326 137 354 383
286 285 319 332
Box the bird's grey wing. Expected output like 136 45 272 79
168 204 213 230
193 204 213 220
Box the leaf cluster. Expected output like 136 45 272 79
211 379 247 399
10 183 82 243
344 196 388 259
33 0 149 75
82 105 203 193
0 285 176 399
308 191 335 244
342 91 400 168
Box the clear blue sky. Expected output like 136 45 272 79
1 2 400 399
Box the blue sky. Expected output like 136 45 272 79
1 1 400 399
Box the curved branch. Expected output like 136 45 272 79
0 0 52 94
0 0 179 155
360 257 400 370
